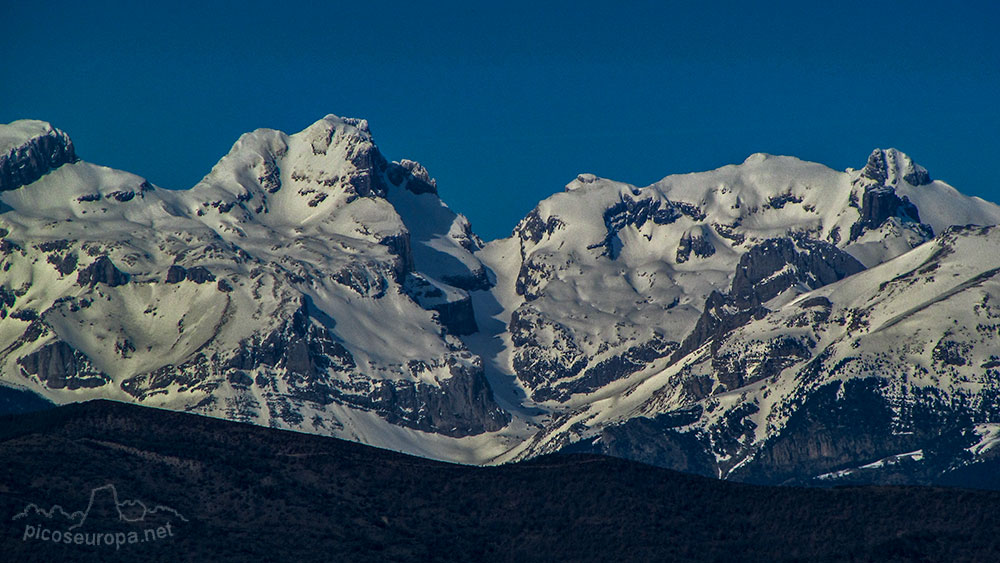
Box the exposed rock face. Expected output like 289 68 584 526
37 241 79 277
387 159 438 195
712 334 813 391
166 264 216 284
192 298 359 408
675 228 716 263
850 187 928 241
331 262 392 298
0 121 77 191
849 149 935 242
341 120 391 200
676 237 864 360
402 273 480 335
442 266 492 291
509 307 587 401
514 207 565 250
605 194 683 231
518 225 1000 485
676 289 770 364
563 410 715 476
187 266 216 283
367 360 509 436
493 147 1000 432
429 296 478 335
17 341 109 390
596 194 681 258
730 238 865 306
575 336 677 396
225 299 506 437
733 377 1000 485
861 148 932 187
0 286 17 316
514 256 554 301
508 304 677 402
585 194 710 259
165 265 187 283
113 287 505 438
378 232 415 277
76 256 130 287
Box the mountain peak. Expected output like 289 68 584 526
321 114 370 133
0 119 77 191
861 148 931 187
302 114 373 144
564 173 608 192
742 152 774 165
0 120 64 153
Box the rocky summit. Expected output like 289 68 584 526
2 115 1000 485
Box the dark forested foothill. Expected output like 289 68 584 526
1 400 998 563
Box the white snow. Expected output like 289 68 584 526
968 424 1000 456
0 119 61 155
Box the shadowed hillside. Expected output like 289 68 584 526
1 400 999 562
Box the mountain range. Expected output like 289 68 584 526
2 115 1000 486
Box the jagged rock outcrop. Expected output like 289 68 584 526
223 297 356 380
562 408 716 476
442 266 492 291
166 265 216 284
0 121 77 191
367 359 509 436
509 307 587 401
675 227 716 263
387 159 438 195
849 187 928 241
860 148 932 187
429 295 478 335
676 289 770 364
514 207 565 251
188 266 217 283
594 194 682 258
575 335 678 396
676 237 864 360
166 265 187 283
730 238 865 305
733 377 1000 485
76 256 130 287
849 149 935 242
17 341 109 390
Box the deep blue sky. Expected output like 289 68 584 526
3 1 998 240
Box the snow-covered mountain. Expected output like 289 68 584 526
506 224 1000 481
3 115 1000 483
472 146 1000 483
0 117 511 462
475 148 997 405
